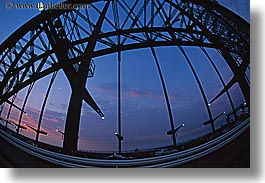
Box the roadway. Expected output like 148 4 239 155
0 127 250 168
179 128 250 168
0 136 58 168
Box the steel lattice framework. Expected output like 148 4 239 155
0 0 249 153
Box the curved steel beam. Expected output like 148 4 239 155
1 0 250 106
5 94 17 129
71 27 207 46
0 28 44 94
190 0 249 37
165 0 250 109
150 47 176 146
200 47 236 120
93 41 214 57
178 46 214 132
0 27 208 95
36 72 57 143
17 82 35 134
0 40 215 107
0 0 101 53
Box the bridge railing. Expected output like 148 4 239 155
0 117 249 168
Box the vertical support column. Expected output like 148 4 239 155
117 51 122 154
5 94 17 129
36 72 57 143
42 4 106 153
0 103 4 117
113 1 123 153
113 0 123 154
63 1 111 153
238 79 250 110
63 84 84 153
17 83 34 134
43 15 82 153
238 57 250 111
150 47 176 146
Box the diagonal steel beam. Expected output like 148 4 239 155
209 57 250 105
201 47 236 119
43 14 104 117
209 76 237 104
83 89 104 117
63 1 111 153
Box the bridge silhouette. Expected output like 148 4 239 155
0 0 249 167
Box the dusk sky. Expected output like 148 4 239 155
0 0 250 151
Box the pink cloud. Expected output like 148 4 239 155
127 90 142 97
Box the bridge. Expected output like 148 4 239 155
0 0 249 167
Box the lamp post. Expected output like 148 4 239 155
56 129 65 140
202 111 226 127
8 119 27 131
115 133 123 154
24 123 48 144
0 106 3 116
240 102 247 115
115 132 124 154
166 123 185 147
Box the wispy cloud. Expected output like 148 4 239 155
90 82 195 102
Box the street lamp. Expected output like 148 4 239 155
202 111 226 127
96 110 105 120
56 129 65 140
24 123 48 141
240 102 247 113
166 123 184 146
167 123 184 136
115 132 124 140
115 132 123 154
7 119 27 131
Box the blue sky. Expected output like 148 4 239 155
0 0 249 151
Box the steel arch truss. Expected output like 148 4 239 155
0 0 250 152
